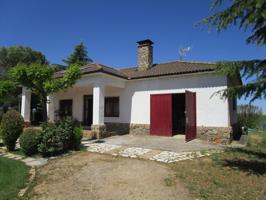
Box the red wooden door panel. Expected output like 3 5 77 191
150 94 172 136
185 91 197 142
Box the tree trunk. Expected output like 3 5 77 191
41 97 48 122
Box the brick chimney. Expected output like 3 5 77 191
137 39 153 71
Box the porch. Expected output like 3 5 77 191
20 73 126 138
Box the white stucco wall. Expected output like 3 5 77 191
50 72 231 127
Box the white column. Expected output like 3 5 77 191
47 95 55 122
92 83 105 125
21 87 31 122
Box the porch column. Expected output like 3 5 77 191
47 95 55 122
91 82 106 139
21 87 31 125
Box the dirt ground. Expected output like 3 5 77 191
27 152 192 200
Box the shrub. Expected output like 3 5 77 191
0 110 24 151
38 123 63 157
19 128 41 156
237 104 264 129
72 127 82 150
57 119 75 150
56 118 82 150
38 119 82 156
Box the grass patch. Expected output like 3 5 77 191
247 131 266 150
0 156 30 200
164 177 175 187
171 133 266 200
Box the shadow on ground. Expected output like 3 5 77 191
221 148 266 175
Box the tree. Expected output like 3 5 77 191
3 64 81 122
237 104 264 129
0 46 48 111
63 42 93 67
200 0 266 101
0 46 48 72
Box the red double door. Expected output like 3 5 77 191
150 91 197 142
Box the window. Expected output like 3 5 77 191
59 99 73 119
105 97 119 117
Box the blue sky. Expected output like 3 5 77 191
0 0 265 112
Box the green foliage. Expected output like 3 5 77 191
200 1 266 101
38 123 64 157
19 128 42 156
56 118 82 150
0 80 16 98
8 63 81 95
38 119 82 156
200 0 266 45
0 110 24 151
237 104 264 129
63 42 93 67
73 127 83 150
0 46 48 70
4 63 81 122
215 60 266 101
0 46 48 111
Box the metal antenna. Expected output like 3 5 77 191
178 46 192 60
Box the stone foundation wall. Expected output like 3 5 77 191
105 123 130 135
197 126 232 144
129 124 150 135
91 124 107 139
92 123 232 144
105 123 150 135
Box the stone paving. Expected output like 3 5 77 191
0 151 48 167
83 141 223 164
115 147 152 158
150 151 202 163
86 143 122 153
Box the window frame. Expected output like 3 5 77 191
104 97 119 117
59 99 73 119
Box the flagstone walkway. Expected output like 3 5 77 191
82 141 223 163
0 151 48 167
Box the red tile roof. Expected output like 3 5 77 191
54 61 215 79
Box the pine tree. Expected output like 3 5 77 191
200 0 266 102
64 42 93 67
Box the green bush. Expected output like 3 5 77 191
57 119 75 150
19 128 41 156
0 110 24 151
72 127 82 150
237 104 264 129
38 119 82 156
38 123 64 157
56 119 82 150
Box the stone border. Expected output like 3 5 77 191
18 167 36 197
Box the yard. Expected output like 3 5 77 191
0 156 29 200
24 152 192 200
1 131 265 200
21 132 266 200
172 131 266 200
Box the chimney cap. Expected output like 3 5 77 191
137 39 154 46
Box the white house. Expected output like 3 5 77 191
21 39 239 143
